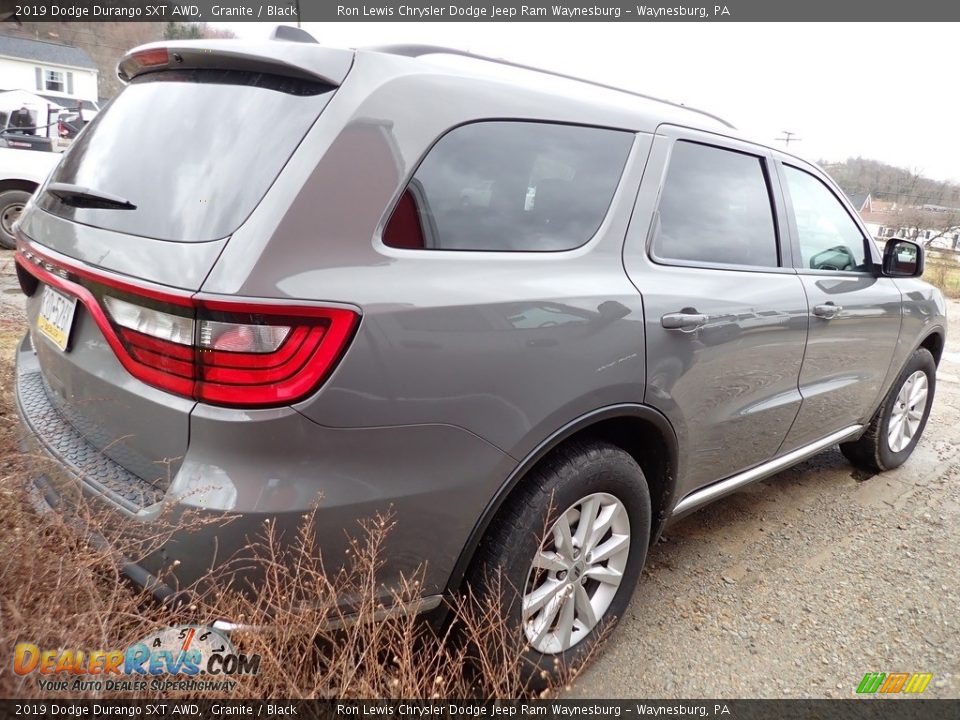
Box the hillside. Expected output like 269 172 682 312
822 157 960 208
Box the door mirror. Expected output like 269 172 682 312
882 239 924 277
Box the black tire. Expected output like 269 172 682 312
465 441 651 689
0 189 31 250
840 347 936 473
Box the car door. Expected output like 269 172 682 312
623 128 810 501
774 157 902 453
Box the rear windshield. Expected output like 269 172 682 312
38 70 335 242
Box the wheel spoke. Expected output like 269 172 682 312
902 416 913 443
574 583 598 629
556 589 576 649
573 497 599 549
527 593 564 646
589 533 629 564
909 383 927 408
532 550 568 573
584 565 623 587
552 512 574 556
586 502 619 553
523 579 564 619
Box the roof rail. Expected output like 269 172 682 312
366 44 735 130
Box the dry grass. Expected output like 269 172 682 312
925 262 960 299
0 312 587 700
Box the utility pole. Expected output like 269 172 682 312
776 131 801 147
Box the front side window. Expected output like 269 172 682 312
383 121 634 252
783 165 870 272
651 141 779 268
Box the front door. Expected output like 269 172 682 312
775 159 902 453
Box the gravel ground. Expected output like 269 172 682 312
1 249 956 699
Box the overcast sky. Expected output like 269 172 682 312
213 22 959 183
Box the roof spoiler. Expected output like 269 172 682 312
118 39 353 86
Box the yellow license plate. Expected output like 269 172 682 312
37 285 78 352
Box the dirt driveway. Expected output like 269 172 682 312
1 250 956 698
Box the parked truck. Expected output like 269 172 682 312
0 145 59 249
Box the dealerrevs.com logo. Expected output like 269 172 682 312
856 672 933 694
13 625 260 693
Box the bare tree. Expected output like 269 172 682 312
894 206 960 250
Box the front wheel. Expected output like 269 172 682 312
465 442 651 688
841 347 936 472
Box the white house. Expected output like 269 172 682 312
0 35 98 113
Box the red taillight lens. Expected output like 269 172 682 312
17 248 360 408
193 301 358 406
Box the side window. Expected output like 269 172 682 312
783 165 870 272
652 141 779 268
383 121 633 252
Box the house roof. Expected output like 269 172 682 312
0 35 97 71
846 191 870 213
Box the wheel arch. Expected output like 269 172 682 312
444 404 679 596
0 179 39 195
919 327 945 366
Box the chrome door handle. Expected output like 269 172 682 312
661 311 709 331
812 302 842 319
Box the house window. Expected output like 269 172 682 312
44 69 65 93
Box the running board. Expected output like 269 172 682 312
671 425 863 517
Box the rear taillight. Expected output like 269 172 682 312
17 248 359 408
193 301 357 406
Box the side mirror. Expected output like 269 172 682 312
882 238 924 278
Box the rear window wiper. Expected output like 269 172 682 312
47 182 137 210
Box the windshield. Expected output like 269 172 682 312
38 70 335 242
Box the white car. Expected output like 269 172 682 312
0 145 59 249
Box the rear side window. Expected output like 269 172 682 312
782 165 870 272
37 70 335 242
383 121 634 252
652 141 779 268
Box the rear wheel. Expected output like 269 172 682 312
465 441 650 688
0 189 31 250
841 347 936 472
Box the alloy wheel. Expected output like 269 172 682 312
522 492 630 654
888 370 929 453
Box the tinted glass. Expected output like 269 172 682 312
783 165 869 272
384 122 633 252
38 70 334 242
652 141 778 267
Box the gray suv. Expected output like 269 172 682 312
13 36 946 680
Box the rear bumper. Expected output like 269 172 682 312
14 332 512 603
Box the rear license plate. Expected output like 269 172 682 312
37 285 78 352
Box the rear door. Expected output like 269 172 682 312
624 127 809 501
774 157 901 453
